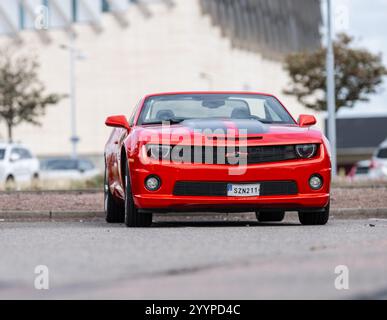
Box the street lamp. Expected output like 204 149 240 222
60 34 85 160
326 0 337 176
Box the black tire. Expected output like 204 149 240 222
5 175 16 191
104 165 124 223
124 159 152 228
298 202 330 225
31 173 40 189
255 211 285 222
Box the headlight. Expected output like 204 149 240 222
295 144 317 159
146 144 171 160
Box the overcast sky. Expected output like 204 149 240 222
322 0 387 115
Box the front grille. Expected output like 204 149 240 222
171 145 298 165
173 181 298 196
245 145 297 164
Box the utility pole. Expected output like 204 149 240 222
69 33 79 159
326 0 337 176
61 33 81 159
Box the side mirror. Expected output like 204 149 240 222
298 114 317 127
105 115 131 131
10 153 21 162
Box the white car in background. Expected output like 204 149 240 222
348 160 372 181
40 158 100 181
370 139 387 179
0 143 40 188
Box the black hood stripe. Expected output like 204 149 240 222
181 119 269 135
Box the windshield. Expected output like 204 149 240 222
377 148 387 159
0 149 5 160
138 94 295 125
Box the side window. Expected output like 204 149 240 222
78 160 94 172
10 148 22 160
46 160 78 170
10 148 32 160
19 148 33 159
0 149 5 160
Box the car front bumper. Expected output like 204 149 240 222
130 154 331 212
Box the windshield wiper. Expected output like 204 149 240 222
243 117 273 124
253 119 273 124
142 118 186 125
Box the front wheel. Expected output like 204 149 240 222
298 203 330 225
5 175 16 191
124 159 152 228
31 173 40 189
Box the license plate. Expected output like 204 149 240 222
227 183 260 197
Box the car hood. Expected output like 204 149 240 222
132 119 324 146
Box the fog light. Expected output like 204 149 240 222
309 175 323 190
145 175 161 191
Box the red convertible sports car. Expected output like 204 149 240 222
104 92 331 227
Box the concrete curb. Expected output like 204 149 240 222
0 189 102 195
1 208 387 220
0 210 104 220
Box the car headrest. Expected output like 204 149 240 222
231 108 251 119
156 109 175 121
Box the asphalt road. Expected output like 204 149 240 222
1 216 387 299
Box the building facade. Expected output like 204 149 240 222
0 0 322 166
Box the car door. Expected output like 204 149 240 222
18 148 36 180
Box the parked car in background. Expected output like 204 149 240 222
40 158 100 181
348 160 372 181
369 139 387 179
0 142 40 189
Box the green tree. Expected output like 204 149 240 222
0 46 64 142
283 33 387 111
